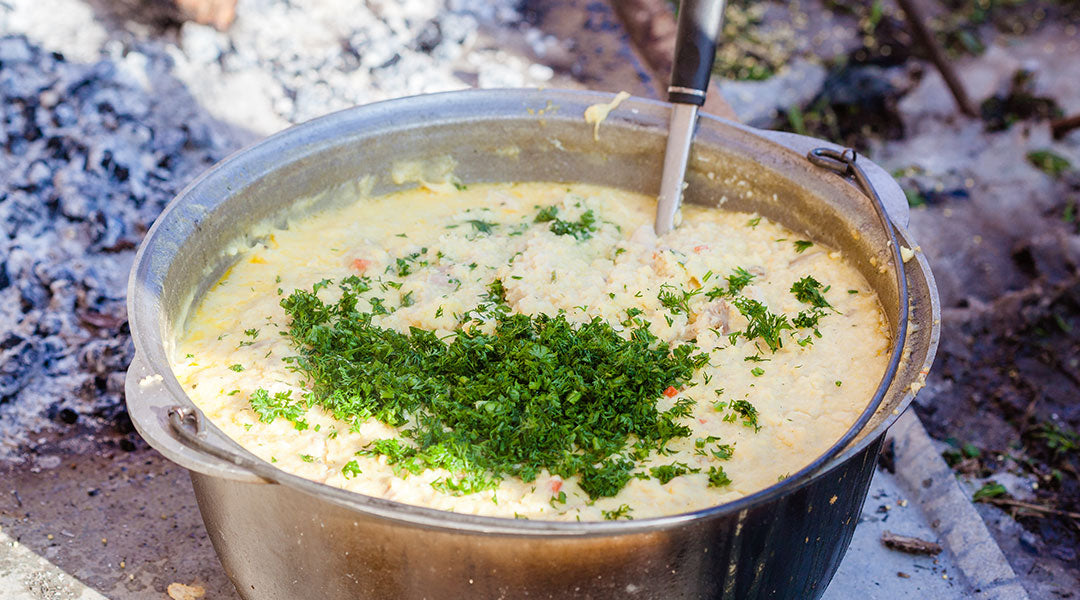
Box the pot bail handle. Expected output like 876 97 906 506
803 146 910 463
169 406 281 484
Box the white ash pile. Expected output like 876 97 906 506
0 35 242 459
166 0 553 133
0 0 558 460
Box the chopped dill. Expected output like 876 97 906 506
536 205 599 240
275 279 709 499
649 461 701 485
602 504 634 520
658 284 700 316
730 297 792 353
342 460 362 478
729 399 761 432
467 219 498 234
707 466 732 487
705 267 755 300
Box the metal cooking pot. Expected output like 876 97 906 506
125 89 940 600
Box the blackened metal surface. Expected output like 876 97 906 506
192 437 883 600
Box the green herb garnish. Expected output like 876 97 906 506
790 276 831 309
729 399 761 432
708 466 732 487
649 461 701 485
248 388 308 431
276 279 709 499
658 284 701 316
790 276 833 334
602 504 634 520
793 240 813 253
342 460 362 478
467 219 498 234
730 297 792 353
705 267 755 300
539 206 598 241
534 205 559 223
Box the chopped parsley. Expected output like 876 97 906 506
750 367 765 377
649 461 701 484
276 279 709 499
368 296 390 315
707 466 732 487
342 460 362 478
248 388 308 431
299 454 315 463
793 240 814 253
228 363 245 372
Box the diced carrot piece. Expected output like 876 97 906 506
350 258 371 272
693 245 708 253
550 479 562 493
663 386 678 398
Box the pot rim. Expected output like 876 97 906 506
126 87 941 536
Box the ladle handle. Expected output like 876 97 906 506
668 0 726 105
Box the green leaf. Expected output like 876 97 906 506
1026 150 1071 178
972 481 1007 502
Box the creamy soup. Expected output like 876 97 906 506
172 181 888 521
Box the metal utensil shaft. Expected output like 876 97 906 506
654 103 698 234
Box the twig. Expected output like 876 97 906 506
1051 114 1080 139
894 0 978 117
981 496 1080 520
881 530 943 555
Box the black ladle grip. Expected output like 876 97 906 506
668 0 726 106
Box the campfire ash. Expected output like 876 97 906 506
0 35 239 458
0 0 550 461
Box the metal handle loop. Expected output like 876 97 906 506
807 147 857 176
168 405 278 483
